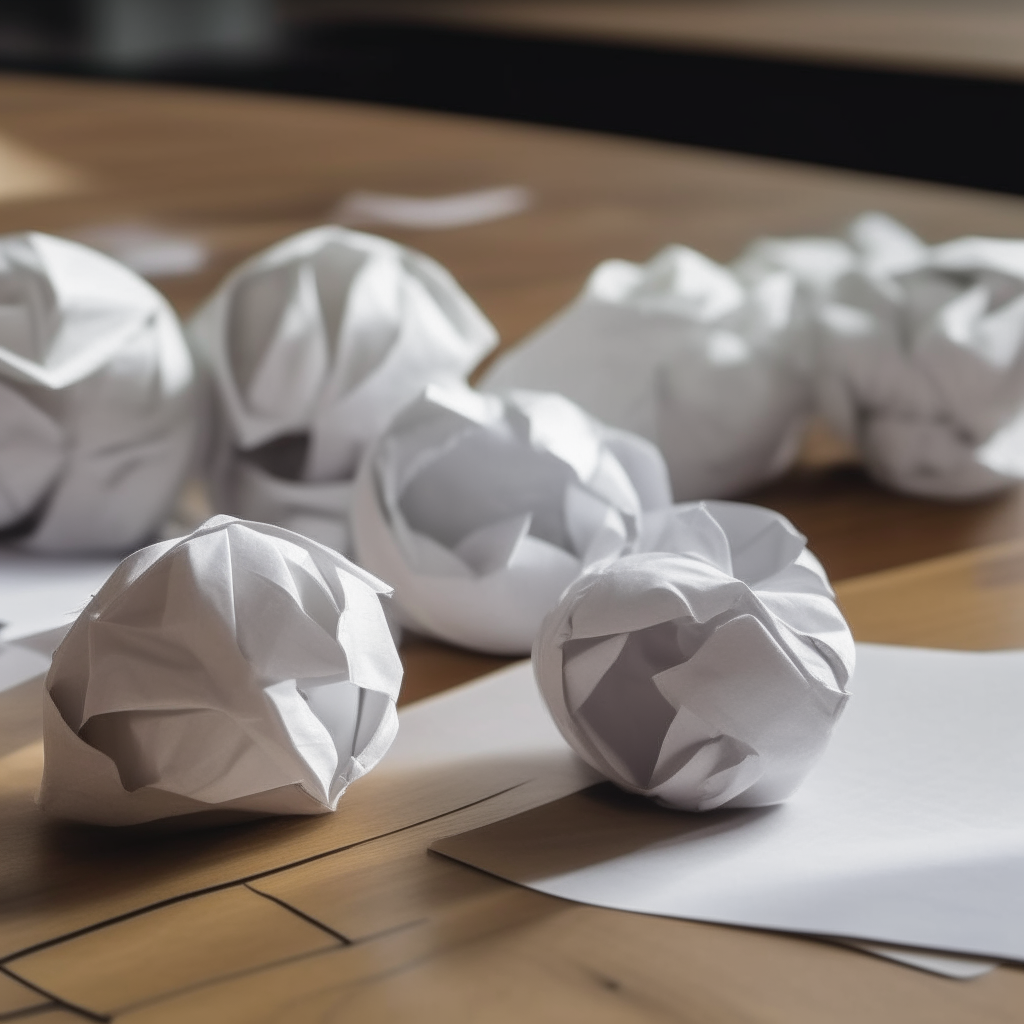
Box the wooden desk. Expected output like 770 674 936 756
0 73 1023 1021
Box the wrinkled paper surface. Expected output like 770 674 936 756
352 383 672 655
39 515 403 826
482 245 809 500
189 226 497 552
0 232 199 552
741 213 1024 498
534 501 854 810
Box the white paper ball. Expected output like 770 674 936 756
39 515 403 826
815 229 1024 498
189 226 497 552
0 232 199 552
736 212 1024 499
534 501 854 811
482 245 809 501
352 383 672 655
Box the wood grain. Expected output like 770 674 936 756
4 72 1024 342
248 768 595 942
0 966 50 1016
5 886 339 1017
11 1011 91 1023
113 887 1024 1024
398 637 511 707
0 738 543 960
837 538 1024 649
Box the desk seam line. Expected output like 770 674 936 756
0 780 527 963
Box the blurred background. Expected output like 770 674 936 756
0 0 1021 195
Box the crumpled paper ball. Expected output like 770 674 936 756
39 515 403 826
534 500 854 811
732 212 925 305
813 219 1024 498
351 383 673 655
0 232 199 552
735 212 1024 498
481 245 809 501
188 226 497 553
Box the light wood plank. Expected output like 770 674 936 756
164 539 1024 1021
301 906 1024 1024
14 1012 91 1023
836 538 1024 649
248 769 590 941
114 887 1024 1024
398 638 510 707
0 967 49 1016
0 739 541 960
5 886 338 1017
115 886 566 1024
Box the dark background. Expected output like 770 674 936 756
0 0 1018 196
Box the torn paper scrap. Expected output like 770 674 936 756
39 515 403 826
0 232 201 553
188 226 497 553
352 383 673 656
334 186 532 231
482 245 810 500
534 500 854 810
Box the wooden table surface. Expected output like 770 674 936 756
1 72 1023 1022
312 0 1024 81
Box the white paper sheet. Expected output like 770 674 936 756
381 658 598 789
0 551 120 645
71 223 208 278
434 644 1024 964
841 940 996 979
0 551 119 694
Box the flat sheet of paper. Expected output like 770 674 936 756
0 552 119 694
843 941 996 979
435 644 1024 967
0 552 119 645
71 223 208 278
